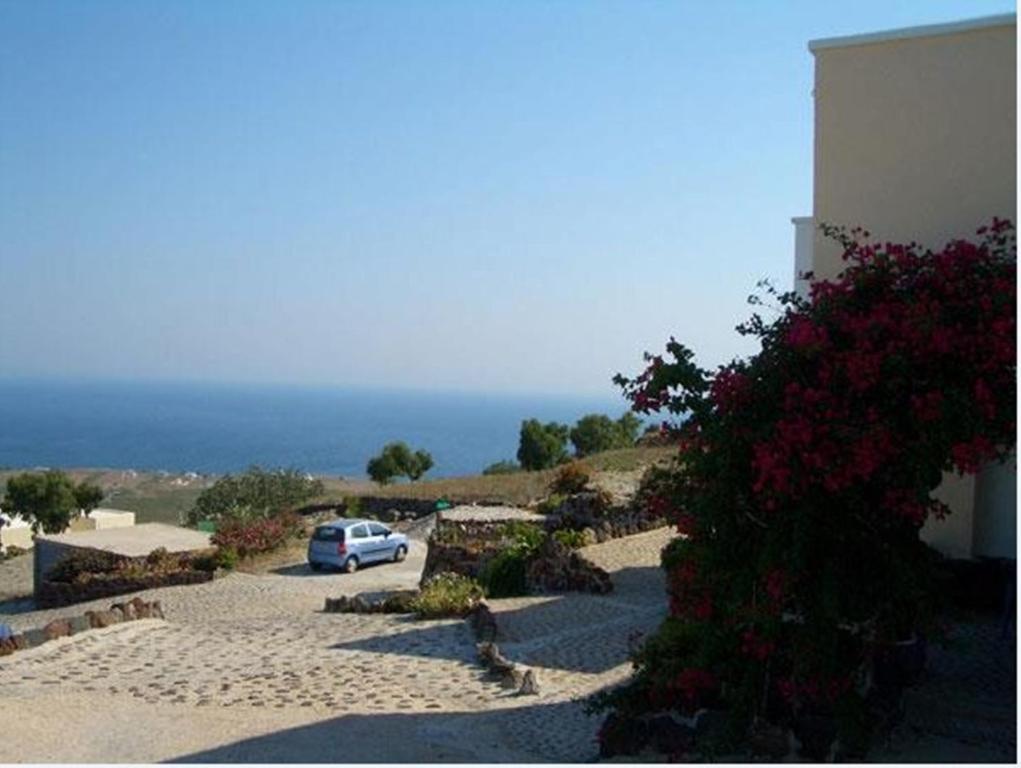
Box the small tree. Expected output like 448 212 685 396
188 466 324 525
366 442 435 485
3 470 79 534
517 419 570 470
73 482 104 517
570 412 643 456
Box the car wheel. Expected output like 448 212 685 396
309 562 323 572
344 556 359 574
393 545 407 562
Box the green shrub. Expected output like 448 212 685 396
342 496 363 518
553 529 587 549
482 460 521 475
479 550 530 598
517 419 570 470
215 546 239 570
535 493 565 516
500 520 546 553
549 461 591 494
411 572 484 618
188 466 323 526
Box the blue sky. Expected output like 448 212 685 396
1 0 1013 397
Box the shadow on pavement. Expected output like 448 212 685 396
168 697 600 763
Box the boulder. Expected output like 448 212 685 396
21 629 47 648
0 638 15 656
86 609 120 628
150 600 165 619
42 619 72 641
111 601 137 620
68 615 91 635
517 669 540 696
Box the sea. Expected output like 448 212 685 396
0 378 630 479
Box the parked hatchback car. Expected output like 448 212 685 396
307 519 409 573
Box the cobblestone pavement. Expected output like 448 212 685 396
0 527 675 762
875 617 1016 763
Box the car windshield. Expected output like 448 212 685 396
313 527 343 542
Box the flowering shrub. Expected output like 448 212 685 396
549 460 592 495
595 222 1016 755
210 512 304 558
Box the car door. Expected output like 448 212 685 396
347 523 371 561
367 522 394 561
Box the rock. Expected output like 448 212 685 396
68 615 91 635
86 610 120 628
42 619 72 640
648 715 695 755
150 600 165 619
500 668 525 689
131 598 153 618
0 638 15 656
110 607 126 622
12 634 28 650
112 601 137 620
517 669 540 695
21 629 47 648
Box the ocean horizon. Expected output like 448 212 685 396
0 377 632 479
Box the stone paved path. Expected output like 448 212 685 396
0 527 675 762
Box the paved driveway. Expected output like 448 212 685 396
0 528 674 762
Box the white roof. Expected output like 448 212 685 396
0 514 30 530
88 508 135 519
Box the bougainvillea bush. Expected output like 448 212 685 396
210 512 304 559
595 221 1016 757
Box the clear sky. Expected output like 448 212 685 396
1 0 1013 397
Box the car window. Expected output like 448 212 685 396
313 527 343 542
349 524 368 539
368 523 389 536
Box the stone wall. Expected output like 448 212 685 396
37 570 213 609
0 597 165 658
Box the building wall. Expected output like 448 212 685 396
808 16 1016 559
812 20 1016 274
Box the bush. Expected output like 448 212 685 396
482 460 522 475
216 546 239 570
535 493 566 516
342 496 362 518
210 512 304 558
599 221 1017 754
412 572 484 618
188 467 323 526
480 520 547 597
479 550 530 598
549 461 591 495
553 529 588 549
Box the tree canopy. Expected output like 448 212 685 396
516 419 570 470
366 442 434 485
569 412 642 456
188 466 324 525
3 470 105 534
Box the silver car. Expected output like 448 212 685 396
307 518 409 573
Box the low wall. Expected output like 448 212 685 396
299 497 509 523
37 569 213 609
